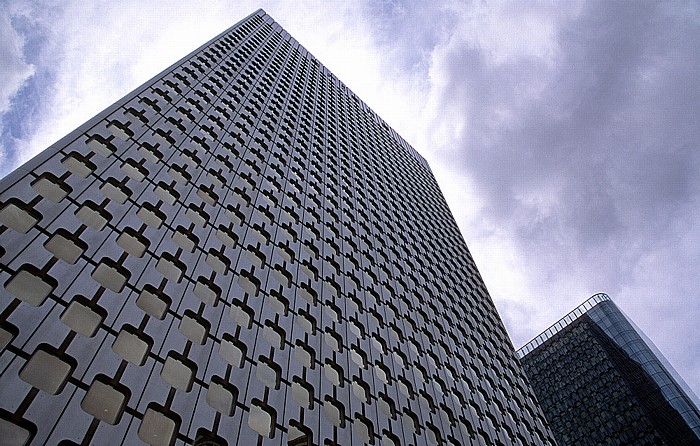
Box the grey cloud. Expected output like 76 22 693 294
412 0 700 395
454 0 700 262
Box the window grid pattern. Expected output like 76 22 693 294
0 9 555 446
520 300 700 446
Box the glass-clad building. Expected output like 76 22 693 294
518 293 700 446
0 9 556 446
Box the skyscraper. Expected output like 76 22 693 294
0 9 555 445
518 293 700 445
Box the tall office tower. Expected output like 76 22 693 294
518 293 700 446
0 9 555 446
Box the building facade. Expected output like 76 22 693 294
518 293 700 446
0 9 555 446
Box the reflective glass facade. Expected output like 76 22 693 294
519 293 700 446
0 9 556 446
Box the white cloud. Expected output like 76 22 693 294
0 9 35 168
0 12 34 113
2 0 417 172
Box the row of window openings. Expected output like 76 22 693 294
11 330 489 441
57 149 354 231
100 110 430 210
1 229 471 348
133 88 426 191
1 206 466 329
6 281 487 412
169 49 287 105
0 188 460 314
133 113 412 188
9 215 464 324
146 72 410 166
152 106 404 178
54 140 444 260
5 297 508 424
19 352 496 446
7 349 453 446
2 284 522 433
3 249 468 348
13 278 458 383
160 46 400 134
2 253 497 404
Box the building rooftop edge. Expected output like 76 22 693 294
516 292 611 358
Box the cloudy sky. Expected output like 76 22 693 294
2 0 699 399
